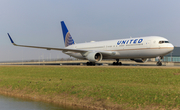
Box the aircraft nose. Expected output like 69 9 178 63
168 43 174 51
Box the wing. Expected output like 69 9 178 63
7 33 114 56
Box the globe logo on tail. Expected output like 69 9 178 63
65 32 75 47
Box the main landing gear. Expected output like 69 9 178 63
156 56 163 66
113 59 122 65
86 62 95 66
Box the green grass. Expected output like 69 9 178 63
0 66 180 109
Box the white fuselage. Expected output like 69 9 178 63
64 36 174 60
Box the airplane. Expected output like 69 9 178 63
8 21 174 66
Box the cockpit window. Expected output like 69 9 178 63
159 41 169 44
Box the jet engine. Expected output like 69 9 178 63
86 52 103 62
130 58 148 63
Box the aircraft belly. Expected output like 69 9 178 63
104 48 172 59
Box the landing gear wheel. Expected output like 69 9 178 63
156 61 162 66
113 62 116 65
86 62 95 66
119 62 122 65
112 59 122 65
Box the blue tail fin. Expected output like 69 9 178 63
61 21 75 47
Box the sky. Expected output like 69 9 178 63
0 0 180 61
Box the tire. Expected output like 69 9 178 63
156 61 162 66
119 62 122 65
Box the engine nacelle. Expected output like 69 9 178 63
86 52 103 62
130 58 148 63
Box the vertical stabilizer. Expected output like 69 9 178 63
61 21 75 47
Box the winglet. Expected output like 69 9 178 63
7 33 15 45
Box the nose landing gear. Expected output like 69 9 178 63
156 56 163 66
156 61 162 66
